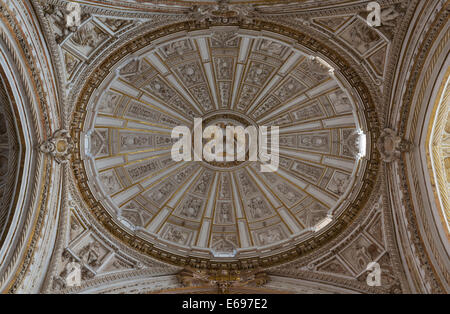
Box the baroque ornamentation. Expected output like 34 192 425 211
376 129 412 163
43 3 90 44
187 0 259 24
5 0 447 296
68 20 380 270
40 130 74 163
177 267 268 294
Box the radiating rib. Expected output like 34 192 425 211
257 79 338 123
111 81 192 124
143 53 203 116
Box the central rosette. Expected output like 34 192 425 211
197 112 254 169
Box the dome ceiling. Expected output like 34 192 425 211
76 26 372 263
1 0 449 295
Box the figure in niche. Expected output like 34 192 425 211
163 40 189 56
246 63 269 85
276 183 298 203
179 64 202 85
328 172 350 195
292 104 323 121
260 40 284 55
70 220 81 241
165 226 187 244
98 92 119 113
216 58 232 79
181 198 202 218
259 228 282 245
213 236 235 253
103 19 130 32
71 23 106 49
151 182 173 204
300 135 327 148
194 173 211 195
79 242 102 267
121 135 150 148
99 172 119 194
248 197 270 219
146 79 174 101
217 203 232 224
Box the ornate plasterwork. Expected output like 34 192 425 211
41 166 182 294
0 0 63 294
81 28 368 258
35 0 187 127
186 0 260 24
69 18 380 270
389 0 449 293
267 172 409 294
261 0 412 129
0 0 446 295
40 130 74 163
377 129 412 163
177 267 268 294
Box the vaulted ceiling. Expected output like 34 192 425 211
0 0 448 294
